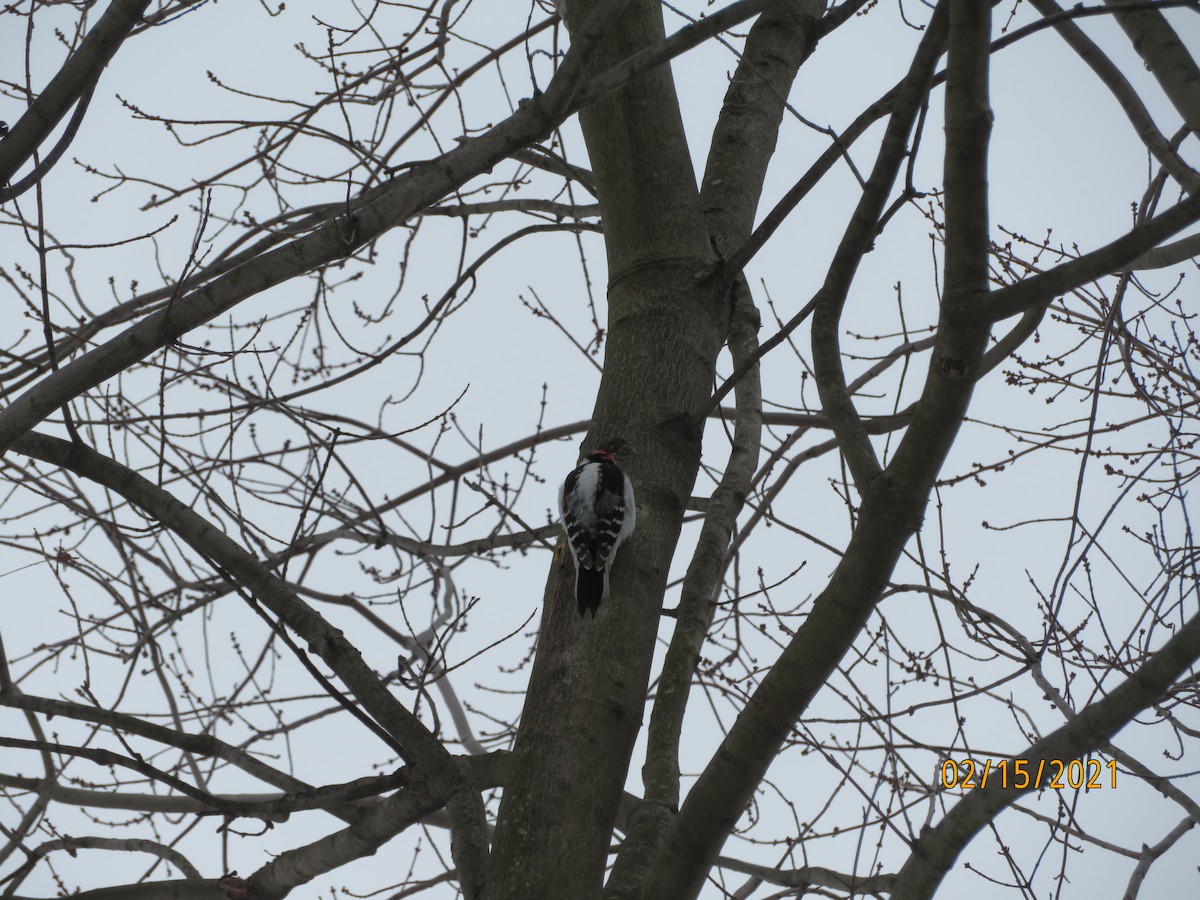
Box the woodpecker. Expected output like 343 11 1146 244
558 448 636 618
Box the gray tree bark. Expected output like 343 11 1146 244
483 1 723 896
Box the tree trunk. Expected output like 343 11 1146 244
482 2 722 897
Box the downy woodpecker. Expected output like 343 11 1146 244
558 448 636 617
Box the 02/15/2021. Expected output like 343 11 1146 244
940 758 1118 791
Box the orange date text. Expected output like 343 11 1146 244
940 758 1117 791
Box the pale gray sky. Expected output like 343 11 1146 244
3 1 1199 897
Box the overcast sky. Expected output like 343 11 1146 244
3 1 1200 897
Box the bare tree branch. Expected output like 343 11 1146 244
0 0 152 188
889 604 1200 899
9 430 491 898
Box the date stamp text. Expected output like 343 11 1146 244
940 758 1117 791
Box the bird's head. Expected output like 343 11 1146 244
587 438 633 464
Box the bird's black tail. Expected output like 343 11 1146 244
576 567 605 618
